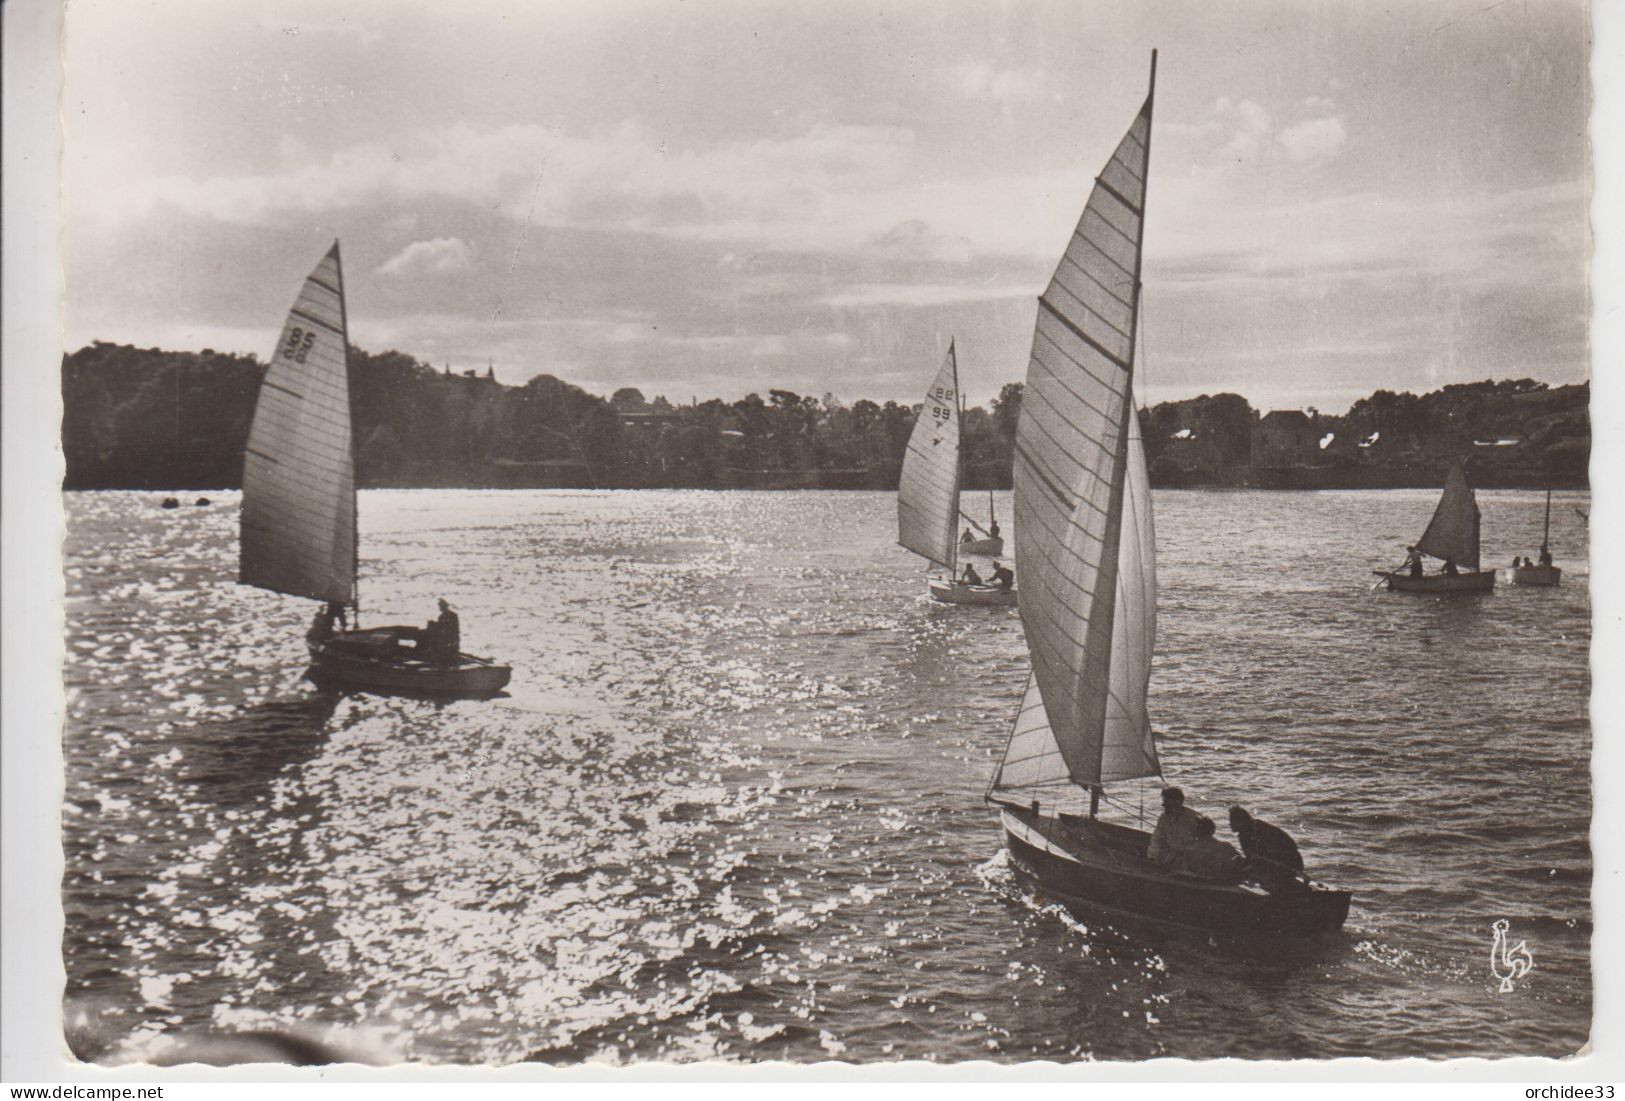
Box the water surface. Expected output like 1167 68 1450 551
62 488 1591 1062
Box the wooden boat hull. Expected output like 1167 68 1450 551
929 578 1017 606
999 806 1351 940
1381 570 1496 594
1512 564 1562 587
959 536 1004 557
307 628 511 697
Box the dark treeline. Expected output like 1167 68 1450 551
62 341 1589 491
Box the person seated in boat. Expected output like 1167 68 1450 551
989 519 1001 538
1147 786 1210 868
960 563 983 586
1442 558 1460 577
1229 805 1306 894
422 598 461 665
1177 817 1245 882
1404 546 1423 578
989 562 1015 590
1539 546 1553 567
1512 554 1522 568
306 604 339 644
961 528 975 544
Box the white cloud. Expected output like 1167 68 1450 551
951 62 1043 104
1188 97 1346 167
821 282 1033 309
1277 116 1347 163
376 236 474 276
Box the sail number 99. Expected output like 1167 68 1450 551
282 327 317 364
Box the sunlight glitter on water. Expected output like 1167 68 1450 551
62 488 1590 1063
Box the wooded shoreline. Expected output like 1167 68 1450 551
63 342 1590 492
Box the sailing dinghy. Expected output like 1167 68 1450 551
1512 488 1562 586
1376 462 1495 593
986 53 1351 940
960 493 1005 557
240 242 512 697
897 341 1017 606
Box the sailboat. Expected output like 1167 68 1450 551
985 53 1351 939
961 491 1005 557
896 341 1017 606
240 242 513 696
1512 487 1562 586
1375 462 1496 593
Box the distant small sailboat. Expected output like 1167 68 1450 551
1512 487 1562 586
960 491 1005 557
1376 462 1496 593
897 340 1017 607
986 52 1351 939
240 242 512 696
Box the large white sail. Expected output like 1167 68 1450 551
1416 462 1481 571
1005 72 1157 791
239 242 357 605
993 387 1158 796
897 343 962 570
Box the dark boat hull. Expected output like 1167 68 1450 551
929 578 1017 606
1512 564 1562 587
999 806 1350 940
307 628 511 697
1381 570 1496 594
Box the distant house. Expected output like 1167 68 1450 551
618 410 683 429
1251 410 1319 466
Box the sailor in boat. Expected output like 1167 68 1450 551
421 598 461 666
989 519 1000 539
1403 546 1424 578
989 561 1015 591
961 527 975 544
1539 546 1553 567
1147 786 1210 868
1180 816 1246 882
1229 805 1307 895
306 601 348 644
960 562 983 586
1442 558 1460 577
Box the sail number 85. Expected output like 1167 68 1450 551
282 327 317 364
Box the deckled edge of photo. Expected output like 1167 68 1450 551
3 0 1621 1086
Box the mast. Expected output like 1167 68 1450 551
334 240 360 622
1542 486 1552 556
949 344 963 574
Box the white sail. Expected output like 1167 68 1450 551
239 242 357 605
897 343 962 570
993 388 1158 796
1004 78 1156 791
1101 393 1159 780
991 672 1066 792
1416 462 1481 571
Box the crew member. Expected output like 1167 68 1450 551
1148 787 1210 867
1229 805 1306 894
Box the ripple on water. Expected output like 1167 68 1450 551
62 488 1590 1062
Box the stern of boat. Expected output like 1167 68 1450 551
996 804 1351 940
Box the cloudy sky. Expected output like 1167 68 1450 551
62 0 1590 411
